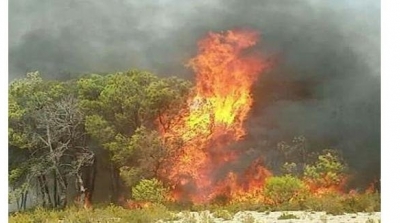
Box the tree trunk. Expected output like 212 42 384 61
110 164 121 203
54 172 68 209
75 174 85 208
83 156 96 209
41 175 53 208
22 190 28 210
16 193 21 211
53 170 59 207
38 177 45 207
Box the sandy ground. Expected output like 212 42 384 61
161 211 381 223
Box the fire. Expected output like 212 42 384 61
158 29 273 203
304 175 348 196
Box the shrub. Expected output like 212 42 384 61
199 211 216 223
9 204 174 223
131 178 168 203
304 151 347 188
343 192 380 212
277 212 299 220
181 211 197 223
302 192 346 215
213 209 233 220
241 213 256 223
264 175 308 205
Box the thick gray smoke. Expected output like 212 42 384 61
9 0 380 187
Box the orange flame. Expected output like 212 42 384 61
158 29 273 203
304 174 348 196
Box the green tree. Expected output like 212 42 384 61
9 72 94 209
78 70 191 198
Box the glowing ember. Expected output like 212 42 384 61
158 29 273 203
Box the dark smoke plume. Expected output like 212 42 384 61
9 0 380 187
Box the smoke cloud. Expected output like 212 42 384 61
9 0 380 187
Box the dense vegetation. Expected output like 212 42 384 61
8 70 380 222
9 70 191 210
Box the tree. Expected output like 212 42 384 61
9 72 63 209
9 72 95 209
275 136 308 176
9 70 191 208
78 70 191 200
117 126 167 187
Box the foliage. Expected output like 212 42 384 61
299 191 380 215
342 192 380 213
9 204 173 223
304 151 347 188
212 209 234 220
8 192 380 222
199 211 216 223
118 126 168 187
276 136 308 176
264 175 308 205
80 70 191 188
277 212 299 220
131 178 169 204
8 70 192 210
181 211 198 223
8 72 94 209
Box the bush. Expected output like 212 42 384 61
199 211 216 223
213 209 234 220
278 212 299 220
131 178 169 203
181 211 197 223
343 192 380 213
264 175 308 205
304 151 347 188
302 192 346 215
9 204 174 223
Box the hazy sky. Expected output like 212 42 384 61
9 0 379 79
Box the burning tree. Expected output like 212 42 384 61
157 30 275 203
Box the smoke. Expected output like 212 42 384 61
9 0 380 187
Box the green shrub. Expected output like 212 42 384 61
277 212 299 220
131 178 168 203
302 192 345 215
343 192 380 212
9 204 174 223
304 151 347 188
264 175 307 205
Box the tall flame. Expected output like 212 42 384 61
159 30 272 203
